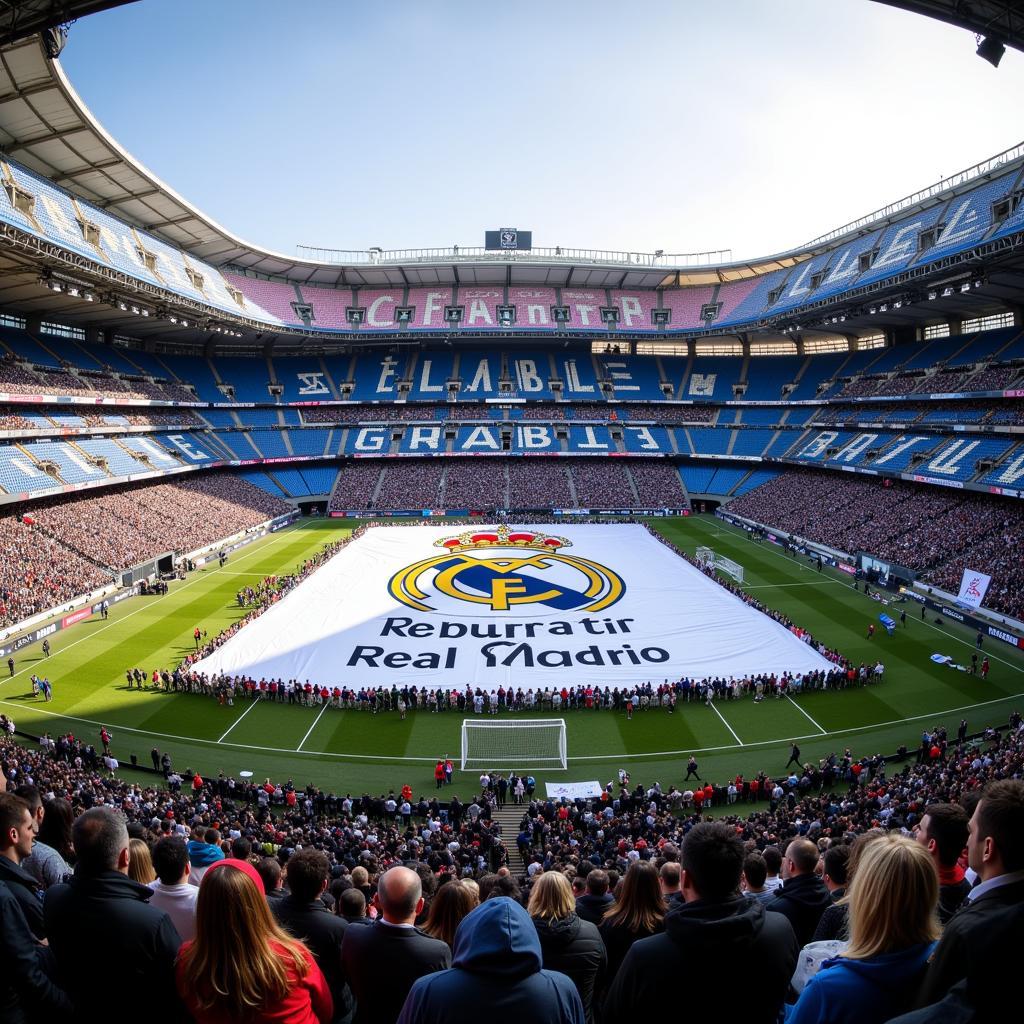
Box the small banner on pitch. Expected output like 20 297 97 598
957 569 992 610
545 781 603 800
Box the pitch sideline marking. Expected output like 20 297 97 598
701 518 1024 674
296 702 331 752
217 695 263 743
787 693 827 734
2 688 1021 765
0 520 308 689
708 701 743 745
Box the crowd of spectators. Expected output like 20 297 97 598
629 461 688 506
837 364 1022 400
508 460 573 507
571 462 635 507
441 461 506 510
0 517 108 630
375 464 444 510
0 709 1020 1023
727 470 1024 620
0 473 291 630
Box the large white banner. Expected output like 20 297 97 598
194 524 834 687
957 568 992 610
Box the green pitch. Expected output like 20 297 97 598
2 516 1021 795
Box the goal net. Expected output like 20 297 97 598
696 546 744 583
461 719 567 771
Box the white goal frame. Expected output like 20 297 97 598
461 718 568 771
696 546 744 583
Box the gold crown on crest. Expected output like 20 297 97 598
434 524 571 554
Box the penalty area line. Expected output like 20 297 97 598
218 696 262 743
786 694 827 734
708 702 743 745
296 702 331 752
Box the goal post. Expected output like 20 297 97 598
714 553 745 584
461 719 567 771
695 545 744 583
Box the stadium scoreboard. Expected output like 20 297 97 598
485 228 532 251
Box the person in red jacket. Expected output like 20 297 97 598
177 859 332 1024
434 761 445 790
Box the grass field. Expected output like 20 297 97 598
2 515 1022 794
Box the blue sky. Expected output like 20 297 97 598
61 0 1024 260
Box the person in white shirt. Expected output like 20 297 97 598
148 835 199 941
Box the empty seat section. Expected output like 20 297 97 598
289 429 330 456
689 428 731 455
680 465 716 493
74 439 149 476
707 467 748 494
743 356 803 401
248 430 289 458
732 469 779 495
732 430 775 456
21 441 108 483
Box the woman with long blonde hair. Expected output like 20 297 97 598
128 838 156 886
527 871 606 1024
176 858 332 1024
785 834 940 1024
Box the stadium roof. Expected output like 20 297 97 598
0 11 1023 344
0 1 138 47
873 1 1024 56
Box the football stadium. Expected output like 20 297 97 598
0 2 1022 1022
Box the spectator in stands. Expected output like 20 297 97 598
810 844 852 942
257 855 286 901
574 868 613 925
34 797 73 877
177 858 332 1024
128 837 157 886
272 847 353 1024
421 879 476 949
148 836 198 943
741 852 775 905
785 835 940 1024
527 871 606 1024
915 779 1024 1008
913 803 971 923
15 785 71 890
338 887 369 925
0 874 72 1023
340 865 451 1024
603 822 798 1023
186 825 224 884
0 793 45 940
659 861 682 905
44 807 184 1023
598 860 666 984
396 897 585 1024
767 837 833 947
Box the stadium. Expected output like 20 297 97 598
0 2 1022 1022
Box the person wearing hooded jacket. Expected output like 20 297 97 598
603 823 797 1024
527 872 606 1024
785 835 939 1024
396 897 584 1024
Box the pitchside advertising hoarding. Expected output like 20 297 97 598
192 523 833 688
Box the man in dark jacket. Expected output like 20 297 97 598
43 807 185 1023
273 848 353 1024
397 897 584 1024
604 822 797 1024
0 793 46 941
916 779 1024 1007
766 837 831 947
574 869 613 925
0 879 72 1024
341 865 451 1024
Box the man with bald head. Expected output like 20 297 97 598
341 865 451 1024
765 837 831 947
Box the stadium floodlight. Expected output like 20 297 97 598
941 287 954 298
461 718 567 771
928 291 938 301
960 282 971 294
976 35 1005 68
